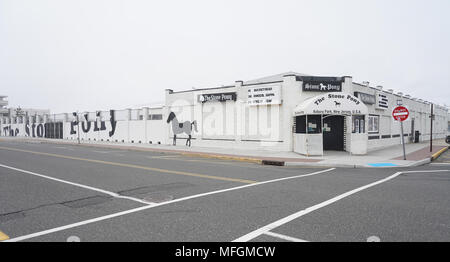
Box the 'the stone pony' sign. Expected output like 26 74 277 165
294 93 368 116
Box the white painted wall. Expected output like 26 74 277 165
1 74 448 155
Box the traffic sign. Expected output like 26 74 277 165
392 106 409 122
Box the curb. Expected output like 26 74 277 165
431 146 449 161
180 152 263 164
407 158 431 167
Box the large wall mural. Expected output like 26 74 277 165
2 122 63 139
166 112 197 146
70 110 117 137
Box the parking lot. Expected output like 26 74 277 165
0 140 449 242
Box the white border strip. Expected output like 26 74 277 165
4 168 335 242
0 163 154 205
233 172 403 242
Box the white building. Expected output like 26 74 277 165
0 96 8 117
164 72 449 155
1 72 449 155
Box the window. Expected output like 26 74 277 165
294 115 321 134
150 114 163 120
307 115 322 134
295 116 306 134
368 115 379 133
352 115 365 133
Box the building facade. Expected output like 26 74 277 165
1 73 449 155
0 96 8 117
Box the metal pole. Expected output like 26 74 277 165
53 114 56 139
400 120 406 160
430 103 434 152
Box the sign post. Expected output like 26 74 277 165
392 106 410 160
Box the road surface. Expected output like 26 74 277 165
0 140 449 242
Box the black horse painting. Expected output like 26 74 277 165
166 112 198 146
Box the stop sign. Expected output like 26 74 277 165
392 106 409 122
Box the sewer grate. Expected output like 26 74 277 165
261 160 285 166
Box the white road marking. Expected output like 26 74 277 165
233 172 403 242
402 170 450 173
0 163 154 206
263 231 309 242
146 155 180 159
92 151 114 154
233 169 450 243
5 168 336 242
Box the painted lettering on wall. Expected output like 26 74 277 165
3 122 63 138
71 110 117 137
2 125 19 136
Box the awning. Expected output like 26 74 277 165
294 93 368 116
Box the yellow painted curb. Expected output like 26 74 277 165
432 146 449 161
181 152 263 164
0 231 9 241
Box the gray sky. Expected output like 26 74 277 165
1 0 449 113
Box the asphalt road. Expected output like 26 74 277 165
0 140 449 242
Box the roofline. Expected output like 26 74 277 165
169 85 235 94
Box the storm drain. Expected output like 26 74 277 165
261 160 285 166
62 196 112 208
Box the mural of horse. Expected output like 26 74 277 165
166 112 198 146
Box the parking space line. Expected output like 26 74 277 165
0 145 256 184
0 163 154 205
0 231 9 241
233 171 404 242
263 231 308 242
4 168 335 242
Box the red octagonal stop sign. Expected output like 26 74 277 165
392 106 409 122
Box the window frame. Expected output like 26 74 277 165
368 114 379 134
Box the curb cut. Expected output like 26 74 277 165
407 158 431 167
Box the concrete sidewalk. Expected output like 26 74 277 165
0 136 448 168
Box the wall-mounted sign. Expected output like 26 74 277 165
247 85 281 106
376 92 389 110
355 92 376 105
198 92 237 103
294 93 368 116
302 77 343 92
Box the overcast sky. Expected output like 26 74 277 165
1 0 449 113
